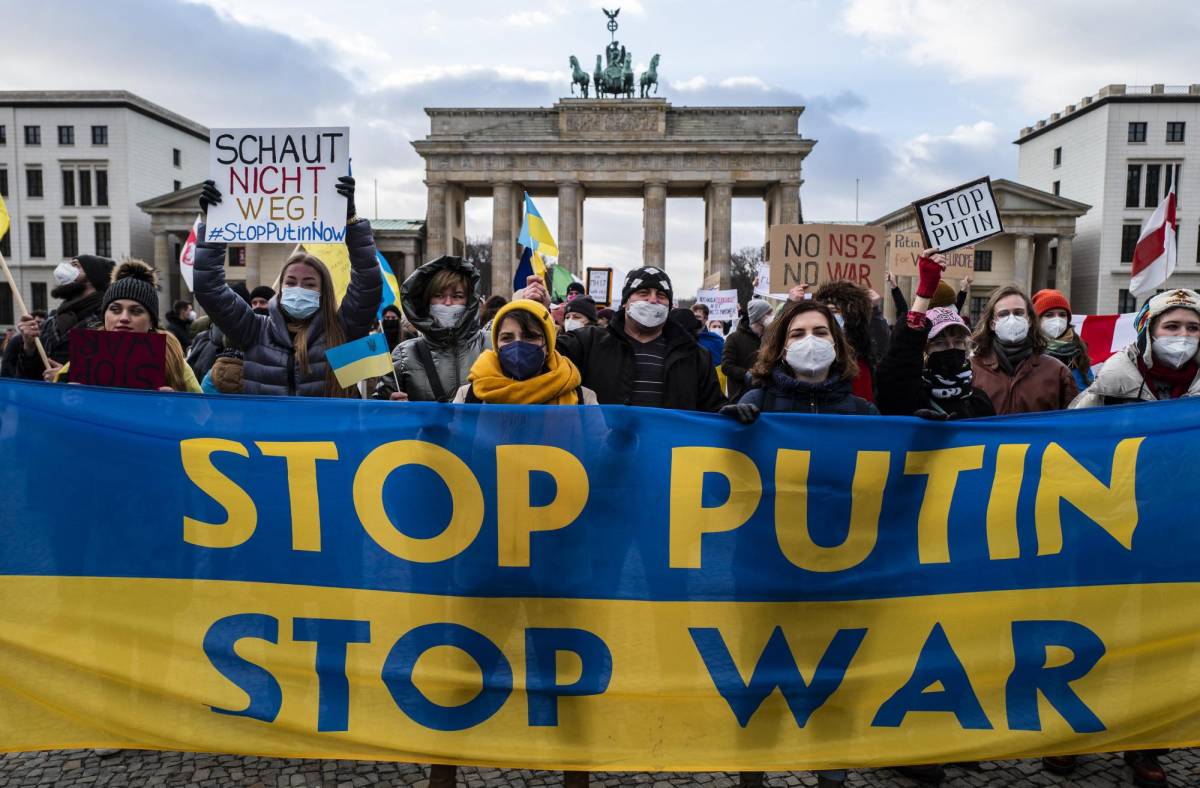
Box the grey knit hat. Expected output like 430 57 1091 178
102 261 160 327
746 298 772 325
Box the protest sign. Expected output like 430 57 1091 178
206 127 349 244
586 267 613 305
696 288 740 321
6 382 1200 769
888 231 975 279
769 223 886 295
913 176 1004 252
67 328 166 389
753 262 789 300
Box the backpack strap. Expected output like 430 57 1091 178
412 338 450 403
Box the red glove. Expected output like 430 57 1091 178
915 254 943 299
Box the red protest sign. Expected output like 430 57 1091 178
68 329 167 390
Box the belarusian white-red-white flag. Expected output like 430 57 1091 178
179 213 201 291
1130 185 1177 297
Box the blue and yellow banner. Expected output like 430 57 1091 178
2 379 1200 770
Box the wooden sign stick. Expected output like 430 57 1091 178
0 248 51 368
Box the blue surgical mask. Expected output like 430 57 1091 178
280 287 320 320
497 341 546 381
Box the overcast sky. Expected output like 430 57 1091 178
4 0 1197 295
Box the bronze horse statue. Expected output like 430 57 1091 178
640 54 661 98
569 55 589 97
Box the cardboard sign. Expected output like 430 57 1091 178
768 223 887 296
206 127 349 244
586 267 613 306
913 176 1004 252
887 231 975 279
68 329 166 390
695 289 740 322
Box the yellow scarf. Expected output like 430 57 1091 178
468 348 582 405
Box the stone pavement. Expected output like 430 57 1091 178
2 750 1198 787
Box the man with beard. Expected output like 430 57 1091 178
14 255 114 380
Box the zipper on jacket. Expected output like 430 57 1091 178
287 346 297 396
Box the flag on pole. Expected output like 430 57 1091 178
325 333 394 388
1130 185 1178 297
178 213 201 292
0 193 10 241
548 263 581 302
513 193 557 292
1070 312 1139 367
301 242 352 304
376 250 400 319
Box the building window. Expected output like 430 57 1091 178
973 249 993 272
173 179 181 192
57 125 74 146
0 231 8 257
28 220 45 258
173 148 182 167
1167 122 1186 143
0 125 6 145
1052 180 1061 196
1118 289 1138 313
0 283 11 325
1126 164 1142 207
91 125 108 145
25 168 42 198
79 170 92 207
96 170 108 207
0 169 7 198
1145 164 1161 207
94 221 111 257
1129 122 1147 143
62 169 75 206
228 247 246 267
969 296 987 317
24 126 40 145
31 283 47 313
1121 224 1141 263
61 221 78 258
1053 147 1062 167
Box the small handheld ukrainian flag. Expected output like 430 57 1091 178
326 333 394 388
513 193 558 292
376 250 400 319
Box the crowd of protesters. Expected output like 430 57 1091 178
2 179 1197 788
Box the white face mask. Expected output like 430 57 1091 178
993 314 1030 344
53 262 79 287
627 300 668 329
429 303 467 329
1040 316 1068 339
563 317 585 332
785 334 837 376
1152 336 1199 369
187 309 198 322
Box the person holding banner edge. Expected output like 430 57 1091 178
14 254 115 380
192 177 382 397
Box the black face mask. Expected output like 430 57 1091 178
253 307 270 316
51 280 88 301
924 348 973 400
382 321 401 348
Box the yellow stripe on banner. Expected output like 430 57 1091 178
332 352 393 388
4 577 1200 769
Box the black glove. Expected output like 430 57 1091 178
719 402 760 425
199 179 222 215
912 408 949 421
336 176 356 221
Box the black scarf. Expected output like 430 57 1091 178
993 338 1033 375
923 349 974 400
41 290 105 351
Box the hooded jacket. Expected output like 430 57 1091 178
721 317 762 401
192 220 383 396
1071 343 1200 408
556 312 726 411
374 256 486 402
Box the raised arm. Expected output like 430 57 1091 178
191 181 262 350
334 177 383 340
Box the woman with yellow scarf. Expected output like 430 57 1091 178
453 299 598 405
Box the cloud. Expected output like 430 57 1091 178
504 10 554 27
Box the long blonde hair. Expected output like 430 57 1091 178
279 252 350 397
159 330 190 391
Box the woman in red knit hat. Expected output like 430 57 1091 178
1032 288 1093 392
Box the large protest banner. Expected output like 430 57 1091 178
206 127 349 244
3 380 1200 771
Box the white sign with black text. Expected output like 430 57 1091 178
913 176 1004 252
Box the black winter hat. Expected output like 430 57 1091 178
77 255 116 292
563 295 598 323
669 307 701 336
249 285 276 303
102 261 160 327
566 281 585 297
621 266 673 305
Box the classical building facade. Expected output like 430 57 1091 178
873 179 1089 321
0 90 208 328
1017 83 1200 313
411 99 814 294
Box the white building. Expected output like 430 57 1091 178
0 91 209 328
1016 83 1200 314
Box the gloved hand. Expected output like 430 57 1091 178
912 408 949 421
199 180 222 216
211 349 244 394
915 248 946 299
719 402 760 425
336 176 357 221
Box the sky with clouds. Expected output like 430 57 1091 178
3 0 1197 295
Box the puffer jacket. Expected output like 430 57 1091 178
373 256 486 402
1071 344 1200 408
192 220 383 396
738 367 878 415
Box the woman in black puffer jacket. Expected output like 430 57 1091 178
192 179 382 396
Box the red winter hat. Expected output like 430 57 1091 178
1032 289 1071 317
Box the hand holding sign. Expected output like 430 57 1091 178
336 176 356 221
913 177 1004 252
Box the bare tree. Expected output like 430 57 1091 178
730 245 764 307
464 238 492 295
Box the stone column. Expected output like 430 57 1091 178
705 181 733 288
244 243 262 289
491 182 516 296
1056 235 1074 302
557 181 583 275
1012 234 1034 292
446 184 467 258
425 182 448 260
642 181 667 268
152 231 171 320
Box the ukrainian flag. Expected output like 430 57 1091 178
513 193 557 292
0 194 10 241
376 251 400 319
325 333 394 388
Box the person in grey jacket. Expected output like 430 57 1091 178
374 255 486 402
192 179 383 397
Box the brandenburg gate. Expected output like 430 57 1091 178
412 98 815 294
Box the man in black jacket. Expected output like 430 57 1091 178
14 255 114 380
722 298 772 401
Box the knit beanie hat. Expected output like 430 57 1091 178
102 261 160 327
1135 288 1200 366
490 299 558 350
930 281 958 309
249 285 276 303
621 266 673 305
1032 288 1072 317
77 255 116 292
563 295 598 323
746 298 772 325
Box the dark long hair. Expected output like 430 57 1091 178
749 300 859 383
972 285 1047 357
279 252 350 397
813 280 875 363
